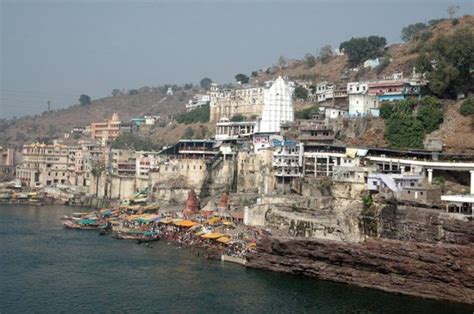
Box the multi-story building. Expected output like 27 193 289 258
16 142 70 188
15 141 103 189
209 83 265 122
209 77 294 124
90 113 121 144
272 140 304 178
259 76 294 133
215 118 256 141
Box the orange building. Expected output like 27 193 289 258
90 113 121 144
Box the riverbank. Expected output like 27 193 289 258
4 205 472 313
246 236 474 305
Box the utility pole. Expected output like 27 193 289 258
47 100 51 111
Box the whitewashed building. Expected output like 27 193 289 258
347 82 379 117
259 76 294 134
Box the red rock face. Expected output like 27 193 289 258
219 192 228 210
184 189 199 216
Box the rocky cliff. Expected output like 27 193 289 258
247 237 474 305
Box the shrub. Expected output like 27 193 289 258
111 133 158 151
381 97 444 149
175 105 210 124
295 105 319 120
294 86 308 100
230 114 246 122
459 97 474 116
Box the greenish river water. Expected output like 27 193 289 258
0 205 471 313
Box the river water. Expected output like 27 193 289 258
0 205 471 313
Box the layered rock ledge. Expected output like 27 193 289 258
247 237 474 305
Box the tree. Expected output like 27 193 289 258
447 4 459 19
184 83 193 90
340 36 386 66
79 94 91 106
381 97 444 149
401 22 428 42
318 45 333 62
235 74 249 84
294 86 308 100
416 28 474 98
91 160 105 197
111 89 122 97
304 53 316 68
200 78 213 90
128 89 139 95
251 71 258 77
278 55 287 67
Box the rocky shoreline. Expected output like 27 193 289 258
246 237 474 305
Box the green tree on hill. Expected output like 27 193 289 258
416 28 474 98
339 36 386 66
79 94 91 106
401 22 428 42
381 97 444 149
200 78 213 90
294 86 308 100
235 74 249 84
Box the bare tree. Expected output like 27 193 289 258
447 4 459 19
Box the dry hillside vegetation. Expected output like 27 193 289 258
1 89 195 145
428 101 474 153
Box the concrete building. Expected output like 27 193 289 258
322 107 348 119
186 94 210 111
16 142 71 188
441 195 474 216
368 173 425 199
259 76 294 134
209 83 265 122
215 118 256 141
272 140 304 178
90 113 121 145
348 94 379 117
332 165 377 184
399 184 442 205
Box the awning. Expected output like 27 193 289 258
174 220 199 228
216 236 231 244
206 217 221 225
200 232 225 239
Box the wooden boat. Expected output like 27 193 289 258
113 230 160 242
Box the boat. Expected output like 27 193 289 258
113 230 160 242
63 220 81 229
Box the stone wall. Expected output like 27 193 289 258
247 237 474 304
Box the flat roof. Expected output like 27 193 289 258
441 195 474 203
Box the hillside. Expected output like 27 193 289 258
252 15 474 84
0 88 197 146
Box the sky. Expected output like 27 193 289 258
1 0 472 119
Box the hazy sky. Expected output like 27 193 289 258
1 0 472 119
